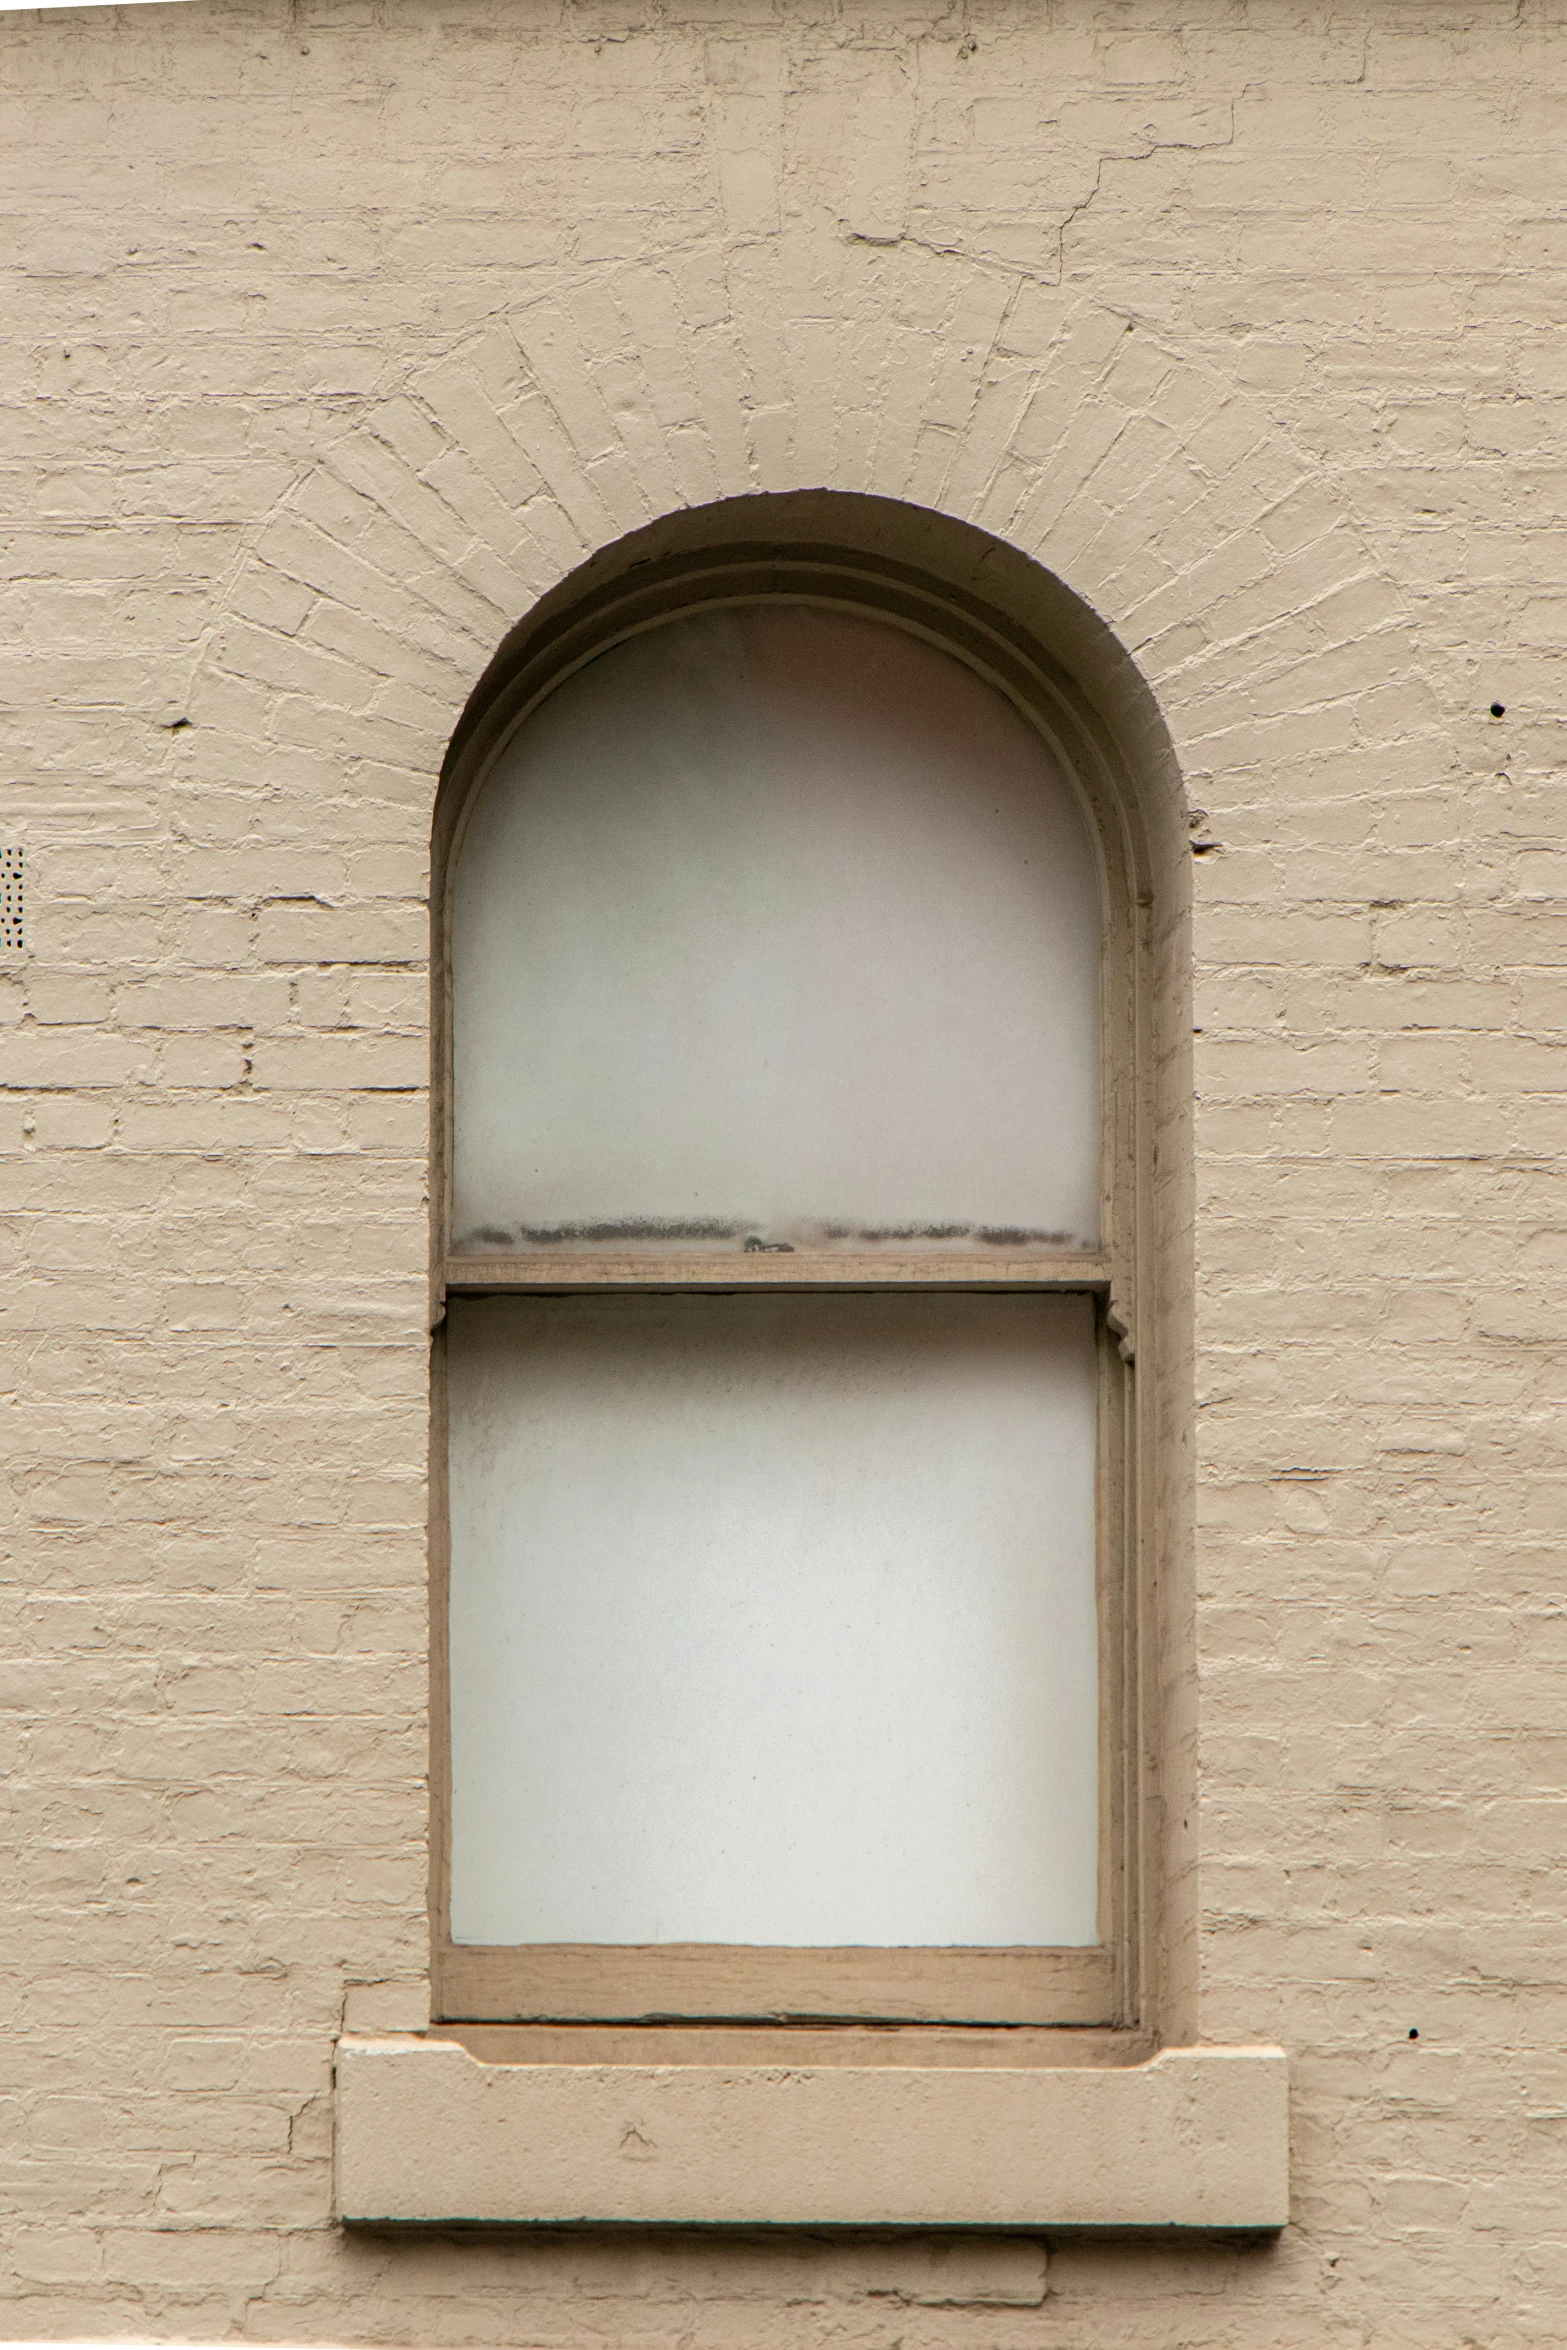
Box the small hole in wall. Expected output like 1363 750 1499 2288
0 847 21 951
1490 702 1506 718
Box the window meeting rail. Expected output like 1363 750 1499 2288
442 1249 1116 1295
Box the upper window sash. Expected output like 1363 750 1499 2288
447 602 1105 1278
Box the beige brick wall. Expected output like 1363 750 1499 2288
0 0 1562 2338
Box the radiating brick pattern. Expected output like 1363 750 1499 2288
0 0 1562 2340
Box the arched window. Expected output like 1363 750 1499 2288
433 558 1141 2031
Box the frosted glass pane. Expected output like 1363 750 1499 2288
452 605 1101 1255
448 1293 1099 1949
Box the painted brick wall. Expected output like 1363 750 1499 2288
0 0 1562 2341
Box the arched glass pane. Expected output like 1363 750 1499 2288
451 605 1101 1256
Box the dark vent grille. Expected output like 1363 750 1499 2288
0 848 20 951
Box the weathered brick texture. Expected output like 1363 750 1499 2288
0 0 1563 2340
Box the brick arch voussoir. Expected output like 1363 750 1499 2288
208 239 1416 842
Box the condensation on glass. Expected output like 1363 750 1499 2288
445 601 1107 1960
450 604 1103 1258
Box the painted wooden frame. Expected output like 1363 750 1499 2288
428 531 1152 2035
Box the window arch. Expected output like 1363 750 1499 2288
450 601 1103 1262
430 503 1178 2040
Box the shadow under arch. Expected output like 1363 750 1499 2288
429 489 1199 2045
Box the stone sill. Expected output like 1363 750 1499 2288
335 2033 1288 2231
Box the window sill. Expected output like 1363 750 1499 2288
334 2032 1287 2232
